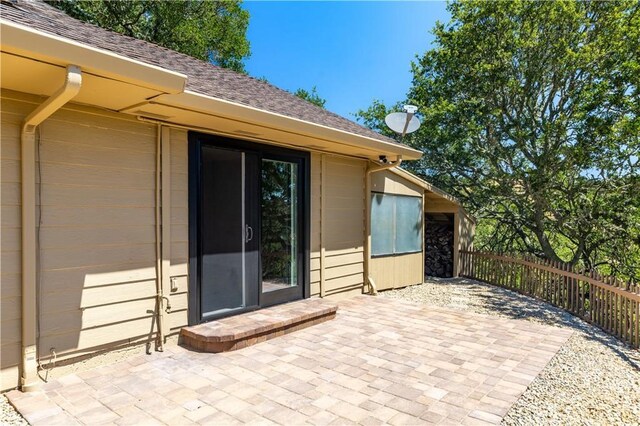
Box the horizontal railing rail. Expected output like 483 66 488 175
460 250 639 349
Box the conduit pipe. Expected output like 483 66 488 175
363 156 402 296
154 125 166 351
20 65 82 391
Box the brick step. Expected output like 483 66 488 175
179 298 338 353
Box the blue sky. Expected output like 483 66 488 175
243 1 450 120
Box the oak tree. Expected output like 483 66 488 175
48 0 251 72
358 0 639 279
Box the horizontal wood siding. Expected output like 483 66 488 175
168 129 189 331
1 91 166 389
0 90 375 388
1 94 23 390
321 156 367 298
36 101 158 362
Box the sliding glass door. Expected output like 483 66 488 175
199 146 259 321
260 156 304 306
189 133 309 324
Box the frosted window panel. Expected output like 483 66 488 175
395 195 422 253
371 193 395 256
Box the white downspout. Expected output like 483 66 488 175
363 156 402 295
20 65 82 391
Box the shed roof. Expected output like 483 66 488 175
388 167 476 223
1 0 408 150
390 168 460 205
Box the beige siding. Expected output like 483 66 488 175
167 128 189 331
455 209 475 276
1 92 24 390
370 252 423 291
371 169 423 197
311 154 367 299
1 91 163 389
36 101 159 362
310 153 322 296
370 170 424 290
458 209 475 253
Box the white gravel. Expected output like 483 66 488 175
381 277 640 426
0 394 27 426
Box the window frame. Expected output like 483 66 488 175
370 191 423 257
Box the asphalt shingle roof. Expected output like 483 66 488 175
1 0 403 146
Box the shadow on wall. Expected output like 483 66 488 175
0 95 191 391
313 157 368 297
1 262 188 390
49 262 187 358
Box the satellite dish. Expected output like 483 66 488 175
385 105 421 137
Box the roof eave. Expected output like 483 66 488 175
0 19 187 94
152 90 423 160
1 19 422 160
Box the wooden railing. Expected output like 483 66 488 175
460 251 640 349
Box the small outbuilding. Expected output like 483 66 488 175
369 168 475 291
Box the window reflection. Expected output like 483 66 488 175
261 159 298 292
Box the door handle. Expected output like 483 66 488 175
245 224 253 243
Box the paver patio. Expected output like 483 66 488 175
7 296 573 425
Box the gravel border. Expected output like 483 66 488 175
0 394 27 426
382 277 640 426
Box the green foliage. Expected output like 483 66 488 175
47 0 251 72
261 161 297 283
358 0 640 280
294 86 327 109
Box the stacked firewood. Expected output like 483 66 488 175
425 223 454 277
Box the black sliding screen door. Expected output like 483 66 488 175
200 146 259 319
189 133 310 324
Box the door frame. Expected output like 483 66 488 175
188 132 311 325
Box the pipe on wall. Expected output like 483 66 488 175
20 65 82 391
363 157 402 296
154 126 172 351
154 125 166 351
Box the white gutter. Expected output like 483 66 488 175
20 65 82 392
0 20 186 94
363 157 403 295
